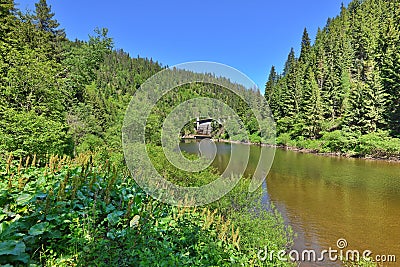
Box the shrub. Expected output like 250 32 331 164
76 133 105 154
356 130 400 157
250 133 262 144
320 130 360 153
0 109 73 157
276 133 292 146
295 138 322 151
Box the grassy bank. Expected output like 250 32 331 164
276 130 400 161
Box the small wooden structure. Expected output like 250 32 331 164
195 118 213 135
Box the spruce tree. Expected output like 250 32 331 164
34 0 64 37
0 0 14 41
299 28 311 62
283 48 296 76
344 61 386 133
282 48 298 117
265 65 277 102
378 0 400 136
301 67 323 137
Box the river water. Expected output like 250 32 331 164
180 141 400 266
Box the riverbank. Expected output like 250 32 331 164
275 144 400 163
205 138 400 163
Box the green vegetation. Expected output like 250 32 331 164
0 152 293 266
1 0 395 265
0 0 292 266
277 129 400 158
265 0 400 159
0 0 162 158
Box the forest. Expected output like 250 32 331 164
265 0 400 158
0 0 398 266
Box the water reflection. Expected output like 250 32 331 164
180 141 400 266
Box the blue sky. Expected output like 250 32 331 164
16 0 351 91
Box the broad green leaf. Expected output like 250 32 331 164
0 253 29 264
16 194 32 205
107 211 124 226
105 204 115 213
34 193 47 201
0 240 26 256
28 222 49 236
45 214 58 221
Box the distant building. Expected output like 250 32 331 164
195 118 212 135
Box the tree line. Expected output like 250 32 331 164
0 0 162 159
0 0 269 160
265 0 400 157
1 0 399 160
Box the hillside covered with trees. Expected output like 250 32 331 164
265 0 400 158
0 0 162 159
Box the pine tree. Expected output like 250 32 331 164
265 65 277 102
0 0 15 41
299 28 311 62
0 0 18 102
314 27 326 98
283 48 296 76
344 61 386 133
265 0 400 151
340 69 351 114
378 0 400 136
282 48 298 117
34 0 64 37
301 67 323 137
265 65 282 122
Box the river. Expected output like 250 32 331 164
180 141 400 266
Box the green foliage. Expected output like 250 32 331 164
0 0 15 43
320 130 360 154
250 133 262 143
12 1 400 265
0 0 163 157
276 129 400 159
294 137 322 151
266 0 400 158
33 0 64 36
356 130 400 158
0 109 72 157
265 66 278 103
62 28 113 102
75 133 105 154
0 152 293 266
144 81 266 144
0 1 294 266
0 1 71 158
276 133 292 146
